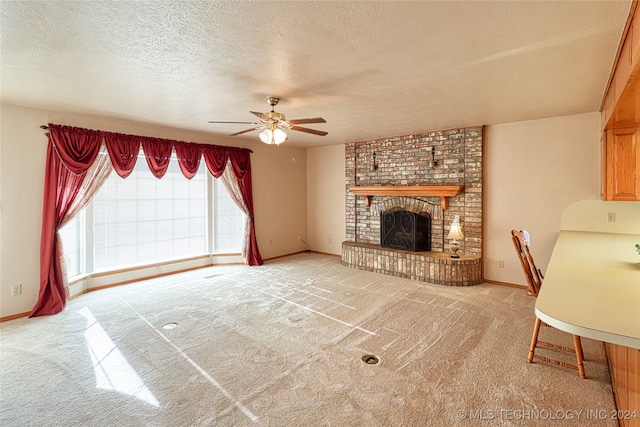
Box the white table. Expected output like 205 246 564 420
535 230 640 349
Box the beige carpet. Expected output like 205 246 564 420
0 253 617 426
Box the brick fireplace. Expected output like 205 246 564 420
342 126 483 286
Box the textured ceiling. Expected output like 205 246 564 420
0 1 632 148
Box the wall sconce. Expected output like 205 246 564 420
371 152 378 171
429 147 438 168
446 215 464 258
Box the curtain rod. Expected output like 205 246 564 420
40 125 49 129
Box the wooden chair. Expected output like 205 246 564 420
511 230 586 379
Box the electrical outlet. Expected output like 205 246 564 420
12 284 22 296
269 239 273 246
329 238 333 244
607 212 616 223
498 260 505 268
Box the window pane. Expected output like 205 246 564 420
59 211 85 277
93 152 207 270
213 178 244 253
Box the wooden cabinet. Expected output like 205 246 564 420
602 2 640 130
604 128 640 201
599 3 640 423
606 343 640 427
601 2 640 201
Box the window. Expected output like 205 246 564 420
93 156 207 270
59 153 244 275
212 177 244 253
58 213 85 277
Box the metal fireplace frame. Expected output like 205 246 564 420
380 209 431 252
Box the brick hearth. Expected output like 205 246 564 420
342 242 482 287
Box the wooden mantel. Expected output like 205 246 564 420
349 185 464 210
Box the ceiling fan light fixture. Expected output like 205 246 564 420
273 128 287 144
259 129 271 144
259 128 287 145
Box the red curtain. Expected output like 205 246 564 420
203 145 262 265
228 150 263 266
104 133 140 178
31 125 102 317
33 124 262 316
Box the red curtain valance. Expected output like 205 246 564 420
57 124 253 179
104 133 138 178
174 141 202 179
31 123 262 317
142 138 173 178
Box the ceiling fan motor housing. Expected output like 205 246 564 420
265 111 285 122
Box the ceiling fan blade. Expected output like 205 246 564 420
289 125 328 136
250 111 271 121
208 120 259 125
287 117 326 125
229 127 261 136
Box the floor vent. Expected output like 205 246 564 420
362 355 380 365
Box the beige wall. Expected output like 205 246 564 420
0 103 308 318
252 142 308 257
306 144 345 255
484 112 601 286
560 199 640 234
1 105 48 318
0 105 605 318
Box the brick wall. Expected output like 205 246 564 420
345 126 483 256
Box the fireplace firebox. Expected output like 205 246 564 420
380 209 431 252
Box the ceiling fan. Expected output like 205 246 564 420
208 96 327 145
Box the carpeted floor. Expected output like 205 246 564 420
0 253 617 426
